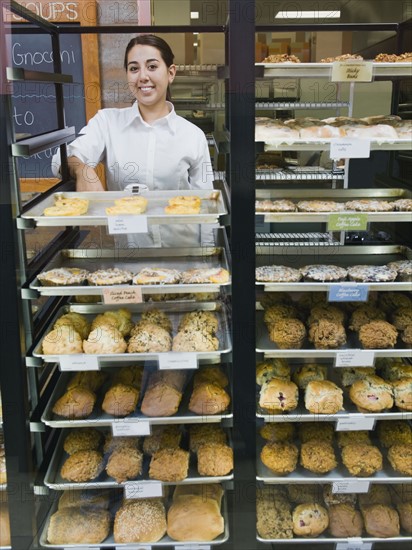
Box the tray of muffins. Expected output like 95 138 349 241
43 424 234 490
20 189 227 227
255 245 412 292
255 188 412 223
256 419 412 483
256 292 412 358
41 364 233 427
32 303 231 364
255 357 412 422
30 246 231 297
40 483 229 547
256 482 412 542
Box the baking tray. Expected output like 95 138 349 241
32 303 232 365
30 247 231 297
260 139 412 152
20 190 227 227
256 245 412 292
256 310 412 359
41 365 233 428
255 188 412 223
257 534 412 544
39 490 229 548
44 428 234 490
256 436 411 484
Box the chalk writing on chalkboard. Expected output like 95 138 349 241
11 29 86 180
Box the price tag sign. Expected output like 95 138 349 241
328 284 369 303
59 355 99 371
333 481 370 494
158 352 198 370
327 213 368 232
107 215 148 235
336 416 375 431
335 350 375 368
336 540 372 550
331 61 373 82
102 286 143 305
124 481 163 500
330 138 371 160
112 420 151 437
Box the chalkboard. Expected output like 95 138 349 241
10 30 86 180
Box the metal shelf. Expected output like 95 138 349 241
260 139 412 152
255 101 350 110
6 67 73 84
256 168 345 181
255 62 412 79
11 127 75 157
256 232 338 247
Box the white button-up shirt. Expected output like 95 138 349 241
52 102 215 247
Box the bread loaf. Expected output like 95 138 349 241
114 499 166 543
47 507 111 544
167 495 224 541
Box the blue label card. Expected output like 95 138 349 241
328 284 369 302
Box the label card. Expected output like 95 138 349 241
124 481 163 500
336 540 372 550
112 420 151 437
327 213 368 232
59 355 99 371
330 138 371 159
158 352 198 370
331 61 373 82
107 215 148 235
102 286 143 305
335 350 375 368
328 285 369 302
175 546 211 550
116 546 152 550
333 481 370 494
336 416 376 431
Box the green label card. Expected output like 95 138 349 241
328 213 368 231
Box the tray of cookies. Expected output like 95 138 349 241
255 188 412 223
256 482 412 543
32 303 232 364
43 425 234 490
30 246 231 296
39 484 229 547
255 358 412 422
256 419 412 483
20 189 227 227
256 245 412 292
41 364 233 427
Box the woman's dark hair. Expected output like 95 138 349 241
124 35 175 101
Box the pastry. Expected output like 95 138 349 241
189 424 227 453
127 323 172 353
106 195 148 215
262 53 301 63
149 448 189 482
112 365 144 391
114 499 166 543
63 428 102 455
269 319 306 349
37 267 89 286
57 490 110 511
328 504 363 537
256 492 293 539
349 304 386 331
101 383 139 416
263 304 299 326
259 422 295 443
391 307 412 331
255 265 302 283
66 370 107 392
164 196 201 215
260 442 299 475
167 495 224 541
42 324 84 354
392 378 412 410
256 359 290 385
347 265 397 282
188 382 230 415
377 420 412 448
47 507 110 544
83 325 127 354
52 387 96 419
255 199 297 212
307 304 346 326
337 430 372 448
308 319 346 349
142 425 182 456
345 199 394 212
140 371 185 417
387 259 412 281
396 502 412 533
339 366 375 387
105 447 143 483
292 503 329 536
180 267 230 284
341 444 383 476
139 308 173 333
133 267 181 285
259 378 299 412
60 450 104 482
387 443 412 476
299 264 347 282
392 198 412 211
304 380 344 414
44 197 89 217
297 200 345 212
173 483 224 505
103 434 141 454
172 329 219 352
91 309 133 337
193 366 229 388
362 504 400 537
349 375 393 412
53 311 91 340
298 422 335 443
300 441 337 474
378 291 412 313
87 268 133 285
379 360 412 383
197 443 233 476
321 53 363 62
178 310 219 334
358 320 398 349
401 324 412 344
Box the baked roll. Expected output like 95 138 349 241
188 382 230 415
349 375 394 412
259 378 299 413
304 380 343 414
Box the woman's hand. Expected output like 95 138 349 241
68 156 105 191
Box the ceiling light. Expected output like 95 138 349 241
275 10 341 19
193 42 198 47
193 32 199 35
190 11 199 19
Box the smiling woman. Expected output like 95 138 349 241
51 34 214 247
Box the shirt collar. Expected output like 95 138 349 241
125 101 177 134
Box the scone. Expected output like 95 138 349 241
349 375 394 412
53 312 91 340
101 383 139 416
178 310 219 334
387 443 412 476
42 325 83 355
341 444 383 476
139 308 173 333
300 441 337 474
194 366 229 388
60 450 104 482
256 359 291 385
149 448 189 482
260 442 299 475
172 329 219 352
127 323 172 353
328 504 363 537
292 363 327 389
337 430 372 448
392 378 412 410
292 503 329 536
298 422 334 443
269 319 306 349
362 504 400 537
63 428 102 455
259 378 299 412
304 380 344 414
113 499 166 543
91 309 133 337
197 443 233 476
83 325 127 354
340 366 376 387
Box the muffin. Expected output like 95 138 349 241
336 431 372 448
359 321 398 349
292 503 329 536
377 420 412 448
349 375 394 412
259 378 299 413
304 380 344 414
378 292 412 313
263 304 299 326
387 443 412 476
139 308 173 333
269 319 306 349
392 378 412 410
197 443 234 476
300 441 337 474
340 366 376 387
259 423 295 443
308 320 346 349
349 304 386 332
307 304 345 326
260 442 299 475
341 444 383 476
178 310 218 334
